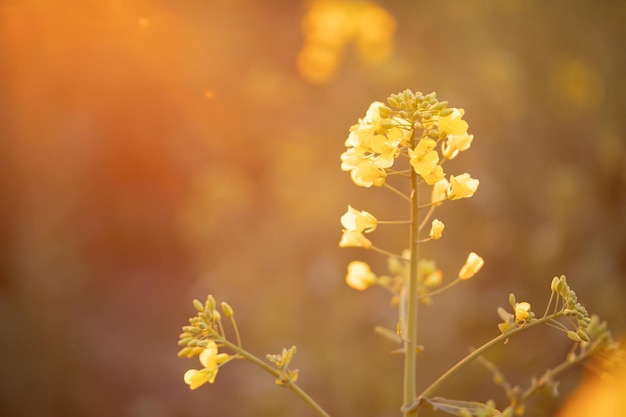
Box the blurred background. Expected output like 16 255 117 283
1 0 625 416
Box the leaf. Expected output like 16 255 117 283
420 396 501 416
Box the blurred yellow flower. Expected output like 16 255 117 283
458 252 484 280
514 302 531 322
341 206 377 233
409 138 445 185
184 341 226 389
345 260 377 290
448 173 479 200
298 0 396 83
429 219 445 240
431 178 450 206
339 230 372 248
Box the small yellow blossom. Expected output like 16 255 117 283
438 108 469 136
341 206 377 233
431 178 450 206
429 219 445 240
515 302 532 322
184 341 228 390
339 230 372 248
448 173 479 200
345 260 377 290
408 138 445 185
439 108 472 159
350 160 387 187
424 269 443 287
458 252 485 280
442 132 474 160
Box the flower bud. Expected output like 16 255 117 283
193 299 204 312
221 302 234 318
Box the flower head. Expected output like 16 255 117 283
458 252 484 280
184 341 229 390
341 206 377 233
429 219 445 240
339 230 372 248
345 260 377 290
341 101 411 187
515 302 532 323
448 173 479 200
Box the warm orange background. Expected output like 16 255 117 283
1 1 625 416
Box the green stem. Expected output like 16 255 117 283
219 338 332 417
403 149 421 417
417 313 564 403
384 182 411 202
417 278 461 300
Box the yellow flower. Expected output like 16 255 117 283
350 160 387 187
438 108 473 159
345 260 377 290
438 108 469 136
458 252 484 280
339 230 372 248
429 219 445 240
448 173 479 200
431 178 450 206
515 302 531 322
408 139 445 185
442 132 474 160
341 206 377 233
183 341 228 389
424 269 443 287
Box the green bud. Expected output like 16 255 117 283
567 331 582 342
426 129 439 138
188 339 199 347
577 329 590 342
177 347 193 358
439 108 454 117
182 326 200 333
221 301 234 317
508 293 516 308
193 299 204 312
550 276 560 292
196 339 209 347
378 105 392 118
206 295 216 311
178 337 192 346
387 95 401 107
424 92 436 101
432 101 448 111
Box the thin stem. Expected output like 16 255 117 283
416 312 564 403
384 183 411 202
229 315 243 348
417 204 436 233
219 338 332 417
403 145 421 417
417 278 461 300
370 245 406 260
378 220 412 225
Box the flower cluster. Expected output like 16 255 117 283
340 102 412 187
339 90 483 298
177 296 233 390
